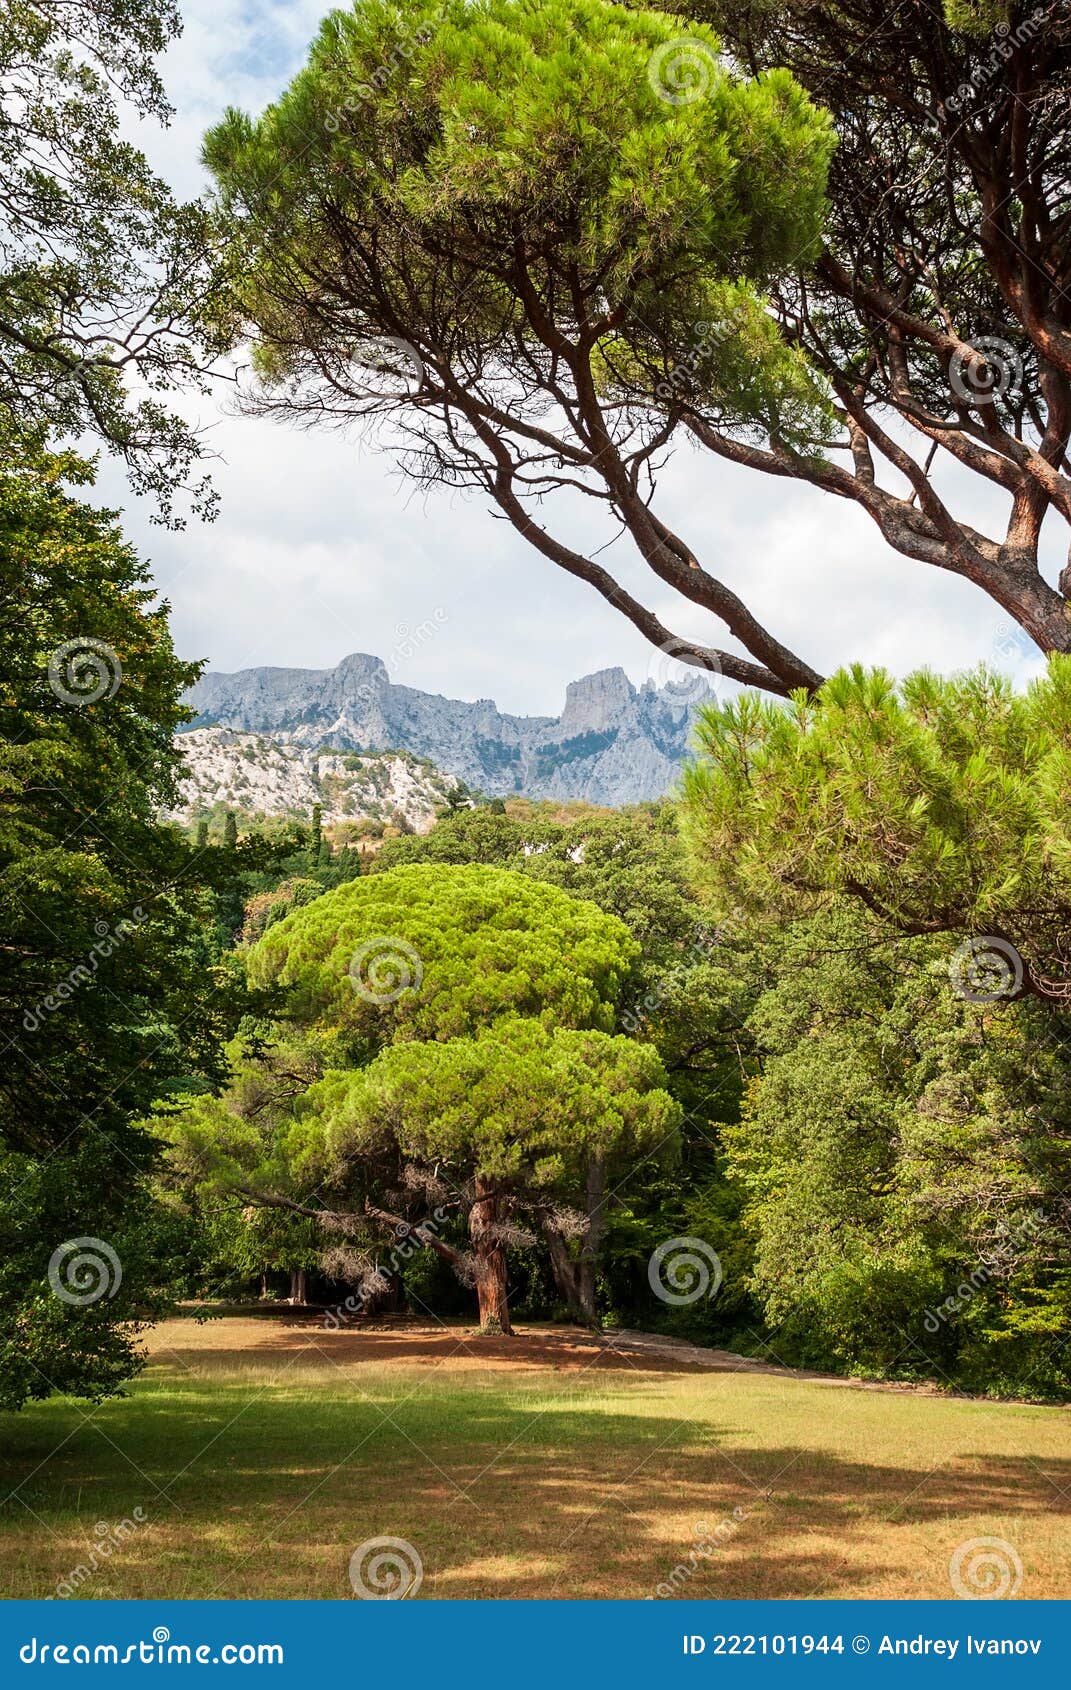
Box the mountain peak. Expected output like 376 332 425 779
183 653 703 804
560 667 636 736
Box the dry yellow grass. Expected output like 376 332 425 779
0 1316 1067 1600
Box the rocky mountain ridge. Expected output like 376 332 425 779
169 730 451 830
182 652 710 805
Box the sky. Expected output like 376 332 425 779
95 0 1054 718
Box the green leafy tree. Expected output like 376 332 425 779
0 434 239 1409
205 0 1071 684
203 0 834 694
680 660 1071 1000
373 803 757 1330
0 2 218 519
167 864 677 1331
304 1020 679 1330
721 905 1071 1395
660 0 1071 660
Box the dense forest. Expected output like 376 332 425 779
3 0 1071 1427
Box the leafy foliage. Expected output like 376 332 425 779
681 660 1071 1000
0 434 243 1407
0 3 218 519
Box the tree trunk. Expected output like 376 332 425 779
259 1272 268 1300
541 1155 605 1327
469 1177 512 1335
580 1154 606 1323
289 1267 307 1305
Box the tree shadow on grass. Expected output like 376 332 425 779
1 1361 1068 1599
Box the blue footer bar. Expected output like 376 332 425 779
2 1601 1066 1685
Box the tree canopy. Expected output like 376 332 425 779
247 861 641 1040
204 0 835 693
0 430 238 1408
679 660 1071 1002
203 0 1071 688
167 862 677 1331
0 1 217 518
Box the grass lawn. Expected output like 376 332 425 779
1 1316 1068 1601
